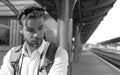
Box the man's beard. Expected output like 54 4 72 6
26 38 43 48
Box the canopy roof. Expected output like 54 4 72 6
0 0 117 43
99 36 120 45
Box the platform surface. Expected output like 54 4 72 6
71 50 120 75
1 50 120 75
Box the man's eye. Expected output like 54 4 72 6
26 28 34 32
38 26 43 30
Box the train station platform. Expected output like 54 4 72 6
71 50 120 75
1 50 120 75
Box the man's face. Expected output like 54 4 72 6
20 17 45 48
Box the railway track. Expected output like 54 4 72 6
91 48 120 69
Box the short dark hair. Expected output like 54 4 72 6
17 5 45 26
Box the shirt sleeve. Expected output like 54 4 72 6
48 47 69 75
0 48 14 75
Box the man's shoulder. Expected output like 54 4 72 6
57 47 68 54
12 45 23 52
47 42 68 57
56 47 68 59
2 45 23 62
8 45 22 52
5 45 22 55
53 47 69 66
10 45 23 62
46 42 68 60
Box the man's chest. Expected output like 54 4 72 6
20 55 47 75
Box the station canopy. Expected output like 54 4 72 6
0 0 117 44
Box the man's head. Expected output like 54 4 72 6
18 6 46 48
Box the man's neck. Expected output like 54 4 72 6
26 43 37 54
25 40 43 54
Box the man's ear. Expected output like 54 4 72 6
18 25 23 34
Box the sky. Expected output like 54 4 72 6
87 0 120 44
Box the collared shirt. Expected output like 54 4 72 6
0 40 68 75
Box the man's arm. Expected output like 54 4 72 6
48 47 69 75
0 48 14 75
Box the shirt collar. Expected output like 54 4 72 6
22 39 47 56
37 39 46 54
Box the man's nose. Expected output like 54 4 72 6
33 32 38 37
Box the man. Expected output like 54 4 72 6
0 6 68 75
